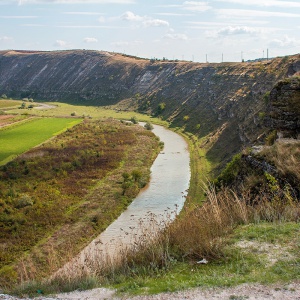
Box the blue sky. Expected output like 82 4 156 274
0 0 299 62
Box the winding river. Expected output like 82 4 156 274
59 124 190 274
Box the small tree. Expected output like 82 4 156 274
1 94 7 99
157 102 166 114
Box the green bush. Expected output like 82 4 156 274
144 122 153 130
130 116 138 124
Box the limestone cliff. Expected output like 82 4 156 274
0 50 299 165
266 76 300 139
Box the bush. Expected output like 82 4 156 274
130 116 138 124
144 122 153 130
14 194 33 209
265 130 277 146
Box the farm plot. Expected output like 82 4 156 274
0 117 82 165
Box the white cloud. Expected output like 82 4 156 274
64 12 105 15
143 19 169 27
21 23 45 26
83 37 98 43
164 33 188 40
216 26 261 36
17 0 135 4
0 15 37 18
155 13 194 16
217 9 300 18
121 11 144 22
0 36 13 42
269 36 300 48
57 25 117 28
54 39 68 47
121 11 169 27
216 0 300 8
183 1 212 12
98 16 105 23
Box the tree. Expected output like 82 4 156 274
157 102 166 114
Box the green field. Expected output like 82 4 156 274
6 101 168 126
0 117 82 165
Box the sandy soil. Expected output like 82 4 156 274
1 282 300 300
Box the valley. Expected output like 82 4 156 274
0 50 299 298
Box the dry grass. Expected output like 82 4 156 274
39 182 300 294
260 141 300 186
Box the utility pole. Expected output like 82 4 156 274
206 54 208 63
267 48 269 60
241 51 243 62
222 53 223 63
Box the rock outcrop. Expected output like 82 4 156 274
267 76 300 139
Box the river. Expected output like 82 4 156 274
58 123 190 274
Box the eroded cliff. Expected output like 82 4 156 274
0 50 299 166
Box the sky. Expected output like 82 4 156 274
0 0 299 62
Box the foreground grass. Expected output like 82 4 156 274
110 222 300 295
0 117 82 165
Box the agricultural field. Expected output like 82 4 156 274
5 101 168 126
0 117 82 165
0 99 22 110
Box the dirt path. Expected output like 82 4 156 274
1 282 300 300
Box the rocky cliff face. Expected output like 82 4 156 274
267 76 300 139
1 50 299 165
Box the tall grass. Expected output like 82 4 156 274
9 182 300 296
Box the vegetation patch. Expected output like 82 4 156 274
0 117 82 165
0 119 160 289
0 99 22 109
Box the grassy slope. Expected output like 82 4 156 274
0 117 82 165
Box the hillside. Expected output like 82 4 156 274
0 50 299 167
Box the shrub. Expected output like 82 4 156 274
14 194 34 209
183 115 189 122
144 122 153 130
265 130 277 145
130 116 138 124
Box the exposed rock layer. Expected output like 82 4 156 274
267 76 300 139
1 50 299 165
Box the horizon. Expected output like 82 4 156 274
0 0 299 63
